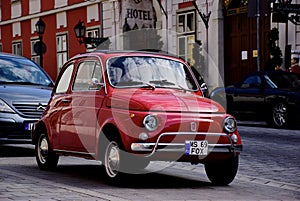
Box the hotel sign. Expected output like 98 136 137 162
122 0 155 31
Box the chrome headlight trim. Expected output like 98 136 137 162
143 114 158 132
0 99 15 113
223 116 237 133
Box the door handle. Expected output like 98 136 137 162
62 99 71 103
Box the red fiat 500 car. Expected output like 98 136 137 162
32 51 242 185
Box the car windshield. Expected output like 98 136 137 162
107 56 198 91
265 73 300 88
0 56 52 86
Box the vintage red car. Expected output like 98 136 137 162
32 51 242 185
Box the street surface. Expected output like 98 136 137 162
0 122 299 200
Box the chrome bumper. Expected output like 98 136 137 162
131 132 242 157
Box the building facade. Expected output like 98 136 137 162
0 0 299 88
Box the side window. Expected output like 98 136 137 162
241 75 261 88
73 60 103 91
55 63 74 94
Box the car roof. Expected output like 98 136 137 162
71 50 184 62
246 70 296 77
0 52 29 60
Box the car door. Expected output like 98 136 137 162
231 75 265 117
60 58 105 153
49 63 75 150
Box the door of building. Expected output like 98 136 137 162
224 13 270 86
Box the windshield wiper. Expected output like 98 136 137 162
149 80 176 86
0 81 41 85
116 80 155 90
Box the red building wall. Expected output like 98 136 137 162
0 0 101 81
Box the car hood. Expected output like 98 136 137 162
107 89 224 113
0 84 53 104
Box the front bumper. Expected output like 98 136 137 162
0 113 38 141
131 132 242 157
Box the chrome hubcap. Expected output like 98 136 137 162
105 141 120 178
273 103 287 127
38 136 49 164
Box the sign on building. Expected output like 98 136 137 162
122 0 155 31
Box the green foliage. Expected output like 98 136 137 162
267 27 283 70
192 40 205 75
123 29 163 51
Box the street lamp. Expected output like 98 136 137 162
74 20 109 48
34 18 46 68
74 20 86 44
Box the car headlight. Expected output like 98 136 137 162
143 114 158 132
0 99 15 113
223 117 237 133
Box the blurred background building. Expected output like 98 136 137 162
0 0 299 89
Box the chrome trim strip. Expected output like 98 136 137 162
130 132 242 157
54 149 96 157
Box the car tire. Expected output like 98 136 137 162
204 156 239 186
103 138 126 183
35 133 59 170
268 102 288 128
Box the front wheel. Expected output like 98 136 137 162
104 140 123 179
35 133 59 170
204 156 239 186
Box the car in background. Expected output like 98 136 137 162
210 71 300 128
0 53 54 142
32 50 242 185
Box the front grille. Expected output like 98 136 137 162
12 102 47 118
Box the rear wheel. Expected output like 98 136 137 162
35 133 59 170
268 102 288 128
204 156 239 186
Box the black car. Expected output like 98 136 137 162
0 53 54 142
210 71 300 128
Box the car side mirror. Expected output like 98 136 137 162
88 78 105 90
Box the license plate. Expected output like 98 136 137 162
25 122 35 131
185 140 208 155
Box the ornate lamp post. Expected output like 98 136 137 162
74 20 109 48
34 18 46 68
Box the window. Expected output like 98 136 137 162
177 11 196 63
31 38 40 65
56 34 68 71
0 44 2 52
177 12 195 34
107 56 197 91
11 0 21 18
241 76 261 88
86 28 100 51
55 63 74 94
12 42 22 56
178 35 195 63
73 60 103 91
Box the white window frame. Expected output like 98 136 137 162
86 27 100 52
177 10 196 64
56 33 68 72
31 38 40 65
177 11 195 34
12 41 22 56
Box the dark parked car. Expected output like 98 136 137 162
0 53 54 142
32 50 242 185
210 71 300 128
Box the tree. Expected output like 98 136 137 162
124 28 163 51
266 27 283 70
192 40 205 75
